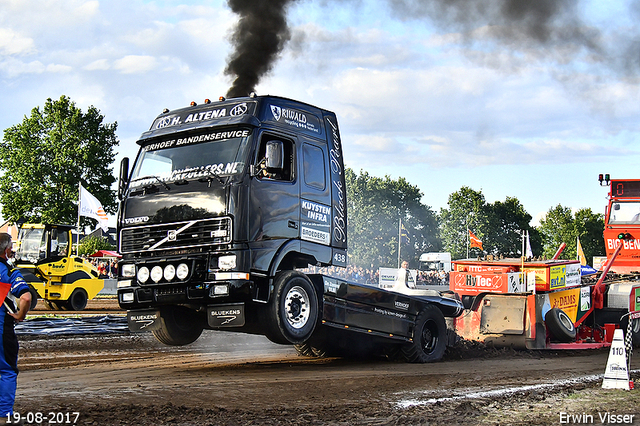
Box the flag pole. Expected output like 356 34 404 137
77 182 81 256
398 218 401 268
466 216 469 260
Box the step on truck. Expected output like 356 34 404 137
116 94 463 362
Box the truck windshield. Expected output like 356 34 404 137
15 228 45 263
130 129 252 189
608 201 640 224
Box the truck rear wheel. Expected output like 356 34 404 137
152 306 204 346
264 271 318 345
402 305 447 363
66 289 88 311
545 308 576 342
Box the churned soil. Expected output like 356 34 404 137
13 311 640 426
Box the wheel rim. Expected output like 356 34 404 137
284 285 310 329
421 319 439 355
558 311 575 332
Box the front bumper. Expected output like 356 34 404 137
117 278 254 309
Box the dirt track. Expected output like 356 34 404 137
14 300 640 425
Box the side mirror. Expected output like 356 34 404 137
118 157 129 200
265 140 284 171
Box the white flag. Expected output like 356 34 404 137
525 230 533 259
79 185 109 232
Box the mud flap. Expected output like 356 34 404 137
127 310 161 332
208 303 245 328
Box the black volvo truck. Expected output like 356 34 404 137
117 94 462 362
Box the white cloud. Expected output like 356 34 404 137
84 59 110 71
0 28 35 55
113 55 158 74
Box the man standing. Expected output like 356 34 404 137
0 233 31 422
398 261 416 289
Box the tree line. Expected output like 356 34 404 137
346 170 605 269
0 96 605 266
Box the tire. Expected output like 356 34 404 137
66 289 88 311
263 271 319 345
402 305 447 363
545 308 576 343
28 286 38 310
152 306 204 346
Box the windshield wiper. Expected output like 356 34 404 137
198 170 224 186
130 175 170 190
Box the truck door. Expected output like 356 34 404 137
299 140 333 253
249 132 300 253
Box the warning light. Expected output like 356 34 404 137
219 96 226 102
162 108 169 114
204 99 211 104
190 101 197 106
618 233 633 240
599 174 611 186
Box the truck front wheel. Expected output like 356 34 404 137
264 271 318 345
153 306 204 346
402 305 447 363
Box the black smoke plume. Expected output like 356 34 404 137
223 0 638 97
225 0 297 98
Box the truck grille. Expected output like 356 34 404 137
119 217 232 254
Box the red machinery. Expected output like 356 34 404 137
599 174 640 274
449 175 640 350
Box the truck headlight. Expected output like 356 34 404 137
176 263 189 280
137 267 150 283
121 292 135 302
164 264 176 281
122 264 136 278
218 255 236 270
151 266 163 283
117 280 132 288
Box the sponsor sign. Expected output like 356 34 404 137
372 306 408 320
323 276 343 296
207 304 245 328
565 263 581 287
151 102 254 130
301 226 330 245
631 286 640 313
549 265 567 289
548 287 581 322
606 238 640 251
300 199 332 246
144 130 250 152
127 310 161 332
378 267 417 290
268 105 321 135
450 271 525 295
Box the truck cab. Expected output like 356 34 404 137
117 95 348 346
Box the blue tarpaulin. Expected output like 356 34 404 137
15 315 128 336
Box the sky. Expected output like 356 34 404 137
1 0 639 228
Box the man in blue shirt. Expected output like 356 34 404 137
0 233 31 422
